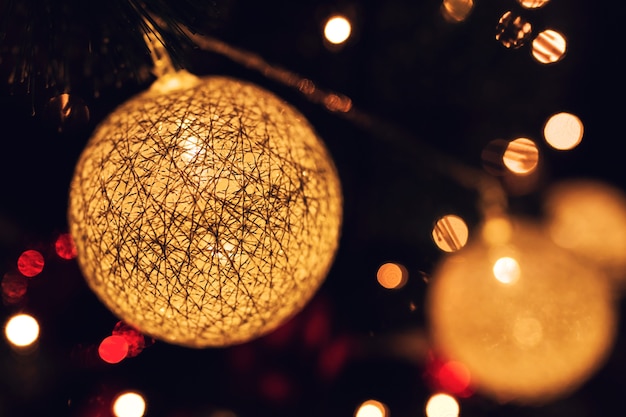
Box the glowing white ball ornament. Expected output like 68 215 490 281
68 73 343 348
426 218 616 404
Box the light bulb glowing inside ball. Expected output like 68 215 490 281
68 74 343 348
426 219 616 404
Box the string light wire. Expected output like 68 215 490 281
172 23 508 220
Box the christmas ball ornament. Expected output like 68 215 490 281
426 218 616 404
543 179 626 288
68 74 343 348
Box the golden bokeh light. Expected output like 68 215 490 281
496 11 532 49
492 256 520 284
544 179 626 287
5 313 40 348
113 391 146 417
377 262 409 289
68 74 343 348
355 399 388 417
517 0 550 8
432 214 469 252
323 93 353 113
543 112 584 150
324 15 352 45
503 138 539 175
426 219 616 404
425 393 459 417
532 29 567 64
481 216 512 246
441 0 474 23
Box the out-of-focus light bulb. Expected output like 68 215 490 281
99 335 130 364
532 29 567 64
324 15 352 45
517 0 550 8
503 138 539 175
355 399 388 417
496 11 532 49
493 257 520 284
425 393 460 417
441 0 474 22
17 249 45 278
377 262 408 289
55 233 78 259
113 391 146 417
427 219 617 404
543 112 583 150
432 214 469 252
544 179 626 287
481 216 512 246
5 313 40 348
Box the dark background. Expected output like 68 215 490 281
1 0 625 416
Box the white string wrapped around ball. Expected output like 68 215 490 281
68 73 343 348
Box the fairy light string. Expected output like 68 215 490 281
175 24 508 221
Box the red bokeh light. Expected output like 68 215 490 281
55 233 77 260
259 371 293 403
425 353 473 397
302 300 331 349
1 272 28 304
317 335 352 380
17 250 45 278
436 361 471 395
112 321 152 357
98 335 129 364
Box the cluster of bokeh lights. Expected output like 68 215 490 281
2 233 78 353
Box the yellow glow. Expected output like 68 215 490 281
493 257 520 284
513 315 543 347
150 69 200 94
517 0 550 8
432 215 469 252
481 216 512 246
68 76 343 348
425 393 459 417
5 313 40 348
355 399 387 417
532 29 567 64
113 392 146 417
543 112 583 150
544 180 626 286
441 0 474 22
324 16 352 45
426 220 616 404
377 263 408 289
503 138 539 175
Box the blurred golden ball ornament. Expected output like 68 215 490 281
426 218 616 404
68 74 343 348
543 179 626 288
